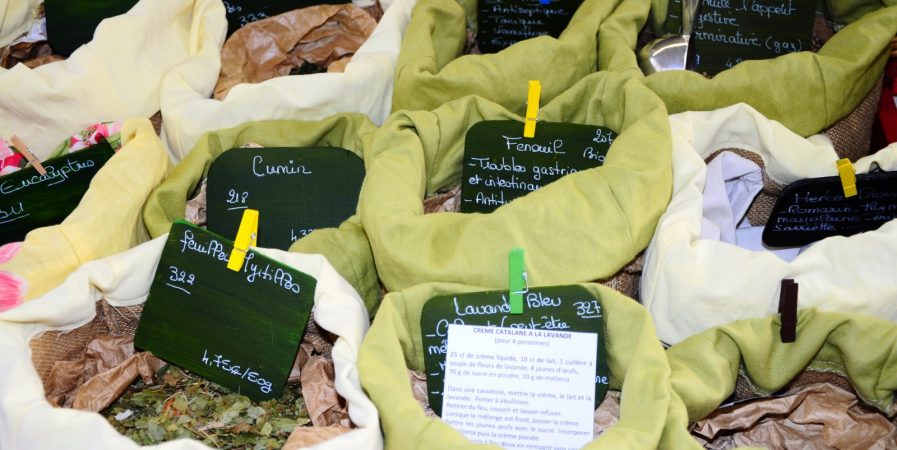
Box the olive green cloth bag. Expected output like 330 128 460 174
599 0 897 136
391 0 618 112
142 115 381 312
361 71 671 293
667 309 897 432
357 282 700 449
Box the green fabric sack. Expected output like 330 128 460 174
142 115 381 312
357 282 700 449
599 0 897 137
391 0 619 112
361 71 671 293
666 308 897 432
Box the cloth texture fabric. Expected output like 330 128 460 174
390 0 617 112
0 236 379 450
143 116 380 313
357 282 700 449
361 71 671 292
641 103 897 344
0 118 170 311
0 0 39 47
161 0 415 161
0 0 226 161
599 0 897 137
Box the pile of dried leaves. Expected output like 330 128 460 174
103 364 309 449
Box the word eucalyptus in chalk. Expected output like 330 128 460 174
222 0 349 35
135 221 316 402
0 141 115 245
460 120 616 213
206 147 364 250
45 0 139 56
763 170 897 247
662 0 815 75
420 285 609 416
476 0 583 53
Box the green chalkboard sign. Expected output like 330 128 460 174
476 0 583 53
222 0 349 35
460 121 616 213
45 0 139 56
206 147 364 250
420 285 609 416
134 221 316 402
0 141 115 245
663 0 816 75
763 171 897 247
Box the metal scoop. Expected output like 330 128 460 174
638 0 702 74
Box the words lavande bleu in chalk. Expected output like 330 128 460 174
477 0 583 53
0 141 115 245
663 0 815 75
134 221 316 401
763 171 897 247
420 285 609 417
206 147 364 250
461 121 617 213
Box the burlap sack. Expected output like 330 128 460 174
361 71 671 293
641 103 897 344
143 116 380 313
0 236 380 450
357 282 700 449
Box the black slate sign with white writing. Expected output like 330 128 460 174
460 120 616 213
206 147 364 250
476 0 583 53
763 171 897 247
420 285 609 416
663 0 816 75
222 0 349 35
134 221 316 402
0 141 115 245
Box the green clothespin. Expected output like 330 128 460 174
509 248 527 314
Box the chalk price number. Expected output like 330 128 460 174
169 266 196 286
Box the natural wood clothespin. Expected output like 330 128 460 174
10 135 46 176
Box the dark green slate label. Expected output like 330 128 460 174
476 0 582 53
0 141 115 245
222 0 349 35
460 120 616 213
420 285 609 416
134 221 316 402
45 0 138 56
206 147 364 250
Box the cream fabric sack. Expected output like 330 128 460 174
641 103 897 345
0 237 380 450
0 0 39 47
160 0 416 161
0 0 226 161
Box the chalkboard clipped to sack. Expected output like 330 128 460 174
476 0 583 53
420 285 609 416
662 0 816 75
763 171 897 247
134 221 316 402
222 0 349 35
0 141 115 245
206 147 364 250
461 120 616 213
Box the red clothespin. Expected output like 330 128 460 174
778 279 798 343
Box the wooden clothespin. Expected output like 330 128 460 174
524 80 542 139
509 248 527 314
836 158 857 198
10 135 46 176
778 279 798 343
227 208 259 272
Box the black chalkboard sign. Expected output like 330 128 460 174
45 0 139 56
206 147 364 250
0 142 115 245
420 285 609 416
460 120 616 213
222 0 349 35
763 171 897 247
663 0 816 75
134 221 315 402
476 0 582 53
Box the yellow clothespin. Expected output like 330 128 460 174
523 80 541 138
227 208 259 272
836 158 857 198
10 135 46 176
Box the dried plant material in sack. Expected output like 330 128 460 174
214 5 378 100
300 356 349 427
283 425 353 449
693 382 897 450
